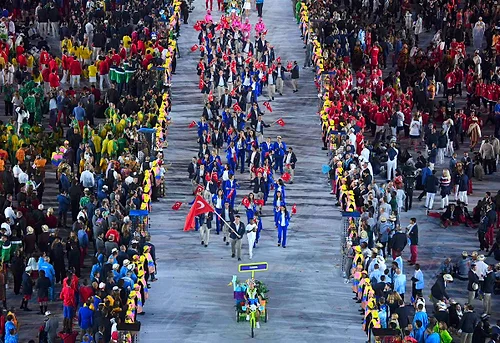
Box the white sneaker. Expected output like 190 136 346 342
246 315 250 321
256 322 260 328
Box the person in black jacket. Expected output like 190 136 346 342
482 264 494 315
390 225 407 258
467 264 480 304
290 61 299 92
36 270 51 315
406 217 418 265
21 266 34 311
229 215 245 261
425 169 439 212
284 147 298 184
459 304 480 342
431 273 453 303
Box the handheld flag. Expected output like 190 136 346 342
172 202 183 210
206 134 212 143
227 127 234 135
281 172 292 182
183 196 214 231
195 184 205 194
233 103 242 112
263 101 272 112
254 199 265 206
208 91 214 102
242 197 250 208
230 88 237 97
276 118 285 127
291 204 297 214
227 188 235 199
190 44 198 52
207 32 213 39
188 120 197 128
322 165 331 174
286 61 293 71
205 173 211 182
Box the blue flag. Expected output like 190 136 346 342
322 165 331 174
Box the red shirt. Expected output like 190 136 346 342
99 60 109 75
49 59 58 73
111 53 121 66
445 72 455 88
105 228 120 244
374 111 386 126
370 46 380 66
70 60 82 75
62 55 73 71
60 286 75 307
42 68 51 82
17 54 27 68
48 73 60 88
39 51 50 66
79 286 94 305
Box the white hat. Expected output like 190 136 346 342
99 282 106 289
123 216 131 223
123 259 130 266
102 185 108 190
112 263 120 270
380 216 387 222
436 301 447 310
127 264 134 271
111 248 118 253
45 311 52 316
477 255 485 261
38 204 44 210
25 266 32 272
42 225 49 233
443 274 453 282
113 286 119 291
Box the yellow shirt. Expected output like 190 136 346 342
33 73 43 83
88 65 97 77
123 35 132 49
26 55 34 68
81 47 92 60
75 46 84 59
61 38 73 53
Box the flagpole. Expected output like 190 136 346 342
213 210 240 237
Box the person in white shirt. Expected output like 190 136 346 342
1 222 11 236
4 207 15 224
474 255 488 281
246 218 258 259
80 167 95 189
18 170 29 185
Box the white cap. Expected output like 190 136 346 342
45 311 52 316
111 248 118 253
123 259 130 266
113 286 119 291
99 282 106 289
38 204 44 210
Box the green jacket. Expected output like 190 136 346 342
1 241 11 263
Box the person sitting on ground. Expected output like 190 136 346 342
453 251 471 280
487 235 500 261
440 204 459 227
